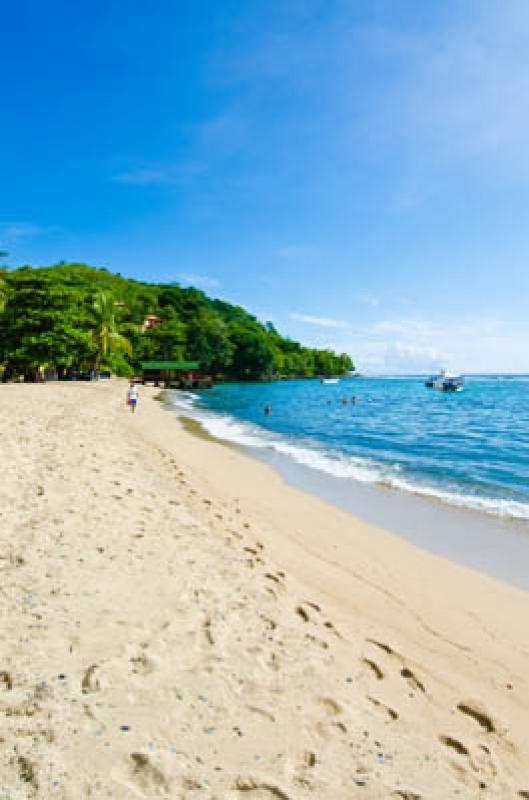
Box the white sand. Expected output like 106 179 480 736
0 381 528 799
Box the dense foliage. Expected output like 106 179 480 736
0 263 354 380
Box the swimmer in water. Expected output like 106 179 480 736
264 404 271 416
341 396 348 405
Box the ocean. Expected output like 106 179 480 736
170 375 529 522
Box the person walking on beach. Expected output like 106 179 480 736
127 383 138 413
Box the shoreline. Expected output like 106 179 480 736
174 377 529 525
1 381 528 797
170 398 529 593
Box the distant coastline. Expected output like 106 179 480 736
0 263 353 383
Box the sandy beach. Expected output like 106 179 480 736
1 380 528 799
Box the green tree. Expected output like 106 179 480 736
139 316 187 362
185 313 234 375
91 292 132 374
228 323 276 379
0 269 93 377
0 263 354 381
0 267 8 312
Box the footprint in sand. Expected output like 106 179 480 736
232 778 291 799
296 605 310 623
319 697 342 716
439 734 469 756
456 700 495 733
203 618 215 646
81 664 100 694
128 752 170 794
304 632 329 651
13 753 39 792
474 743 497 781
264 572 283 585
366 638 395 656
0 671 13 691
129 653 155 676
365 638 427 695
439 734 497 790
292 750 318 790
362 658 384 680
367 695 399 722
313 697 348 736
400 667 426 694
323 619 341 637
246 704 276 723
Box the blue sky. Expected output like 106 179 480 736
2 0 529 372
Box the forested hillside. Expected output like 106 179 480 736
0 263 354 380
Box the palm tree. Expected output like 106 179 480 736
92 292 132 375
0 264 8 313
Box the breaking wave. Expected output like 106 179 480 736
168 391 529 522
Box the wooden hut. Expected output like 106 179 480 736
140 360 210 389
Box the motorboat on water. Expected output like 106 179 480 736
321 378 340 384
438 374 464 392
425 369 464 392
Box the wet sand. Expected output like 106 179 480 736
250 445 529 593
1 381 528 798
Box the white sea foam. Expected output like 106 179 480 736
388 477 529 520
184 406 385 482
170 391 201 412
199 413 270 448
168 392 529 522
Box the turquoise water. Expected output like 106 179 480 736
172 376 529 521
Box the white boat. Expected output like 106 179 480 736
425 369 464 392
321 378 340 384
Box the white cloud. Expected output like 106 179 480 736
362 1 529 175
384 342 445 373
374 319 440 337
113 162 207 186
303 314 529 374
201 0 529 206
178 273 220 289
0 221 54 243
289 312 350 329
